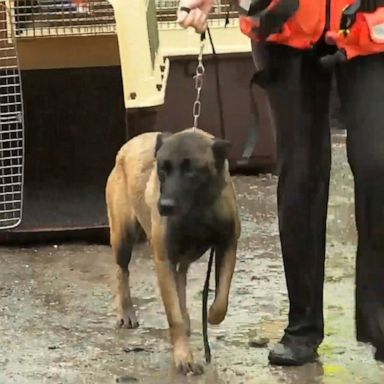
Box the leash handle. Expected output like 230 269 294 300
192 33 206 129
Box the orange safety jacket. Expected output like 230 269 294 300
239 0 384 60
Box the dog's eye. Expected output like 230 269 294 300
163 161 172 173
158 161 172 182
181 159 195 178
159 161 172 174
181 158 191 171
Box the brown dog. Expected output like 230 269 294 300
106 128 241 375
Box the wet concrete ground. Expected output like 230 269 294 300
1 137 384 384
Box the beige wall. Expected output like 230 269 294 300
17 25 251 70
17 35 120 70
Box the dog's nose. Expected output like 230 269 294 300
158 198 176 216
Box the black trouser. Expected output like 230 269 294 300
257 43 384 349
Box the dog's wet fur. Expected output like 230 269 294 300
106 128 240 375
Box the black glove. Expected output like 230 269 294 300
340 0 384 30
360 0 384 12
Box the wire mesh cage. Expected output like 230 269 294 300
6 1 237 38
156 0 235 20
156 0 238 29
0 0 237 230
9 0 116 37
0 1 24 230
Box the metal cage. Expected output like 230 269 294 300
0 0 239 236
0 1 24 230
6 0 236 38
156 0 236 24
9 0 115 37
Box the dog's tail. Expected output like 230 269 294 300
202 247 215 364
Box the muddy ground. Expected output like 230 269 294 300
1 137 384 384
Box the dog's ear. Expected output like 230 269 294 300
155 132 171 157
212 139 231 171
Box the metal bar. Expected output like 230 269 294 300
0 199 21 207
0 155 22 161
0 182 22 188
0 56 17 61
0 192 22 197
0 201 22 206
0 101 22 106
0 84 20 88
0 130 22 135
0 93 20 98
0 138 23 143
0 164 22 170
0 147 23 151
0 74 19 79
0 173 23 178
0 113 22 119
0 217 21 223
0 208 20 214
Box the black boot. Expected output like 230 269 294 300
374 347 384 362
268 336 319 366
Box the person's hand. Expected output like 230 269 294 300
177 0 214 33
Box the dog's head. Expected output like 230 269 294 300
155 130 231 217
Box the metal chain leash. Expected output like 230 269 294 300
192 33 206 130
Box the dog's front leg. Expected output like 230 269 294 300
152 230 203 375
208 241 238 325
175 263 191 336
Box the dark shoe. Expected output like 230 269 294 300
374 347 384 362
268 341 319 366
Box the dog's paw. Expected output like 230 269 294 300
177 361 204 376
174 348 204 376
175 358 204 376
116 309 139 329
208 302 227 325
